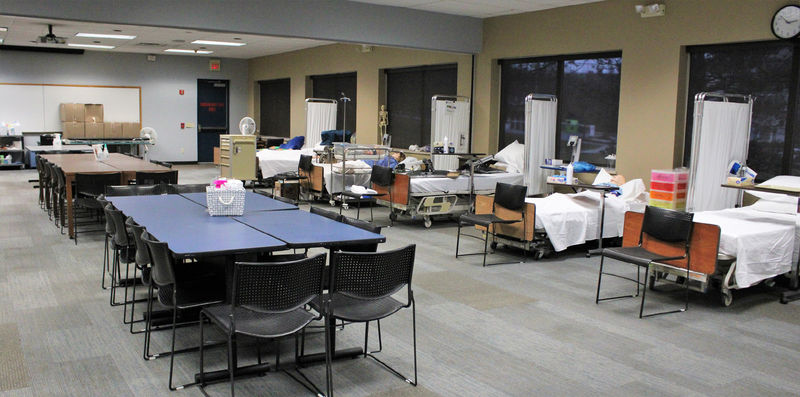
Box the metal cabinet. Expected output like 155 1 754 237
219 134 256 181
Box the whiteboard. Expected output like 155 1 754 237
0 83 140 132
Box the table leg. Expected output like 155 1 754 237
66 174 75 238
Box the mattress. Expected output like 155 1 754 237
693 208 799 288
256 148 314 179
524 190 648 252
409 172 524 194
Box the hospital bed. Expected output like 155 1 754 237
256 148 315 179
470 179 649 258
373 168 524 228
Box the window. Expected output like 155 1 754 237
685 41 798 180
498 52 622 165
385 64 458 149
258 78 290 137
311 72 356 132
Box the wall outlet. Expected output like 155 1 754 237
180 148 185 154
185 122 194 128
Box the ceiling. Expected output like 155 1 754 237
0 0 602 59
352 0 603 18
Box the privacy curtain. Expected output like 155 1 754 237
524 96 557 196
305 100 337 149
431 98 470 171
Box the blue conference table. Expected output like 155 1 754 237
179 191 297 213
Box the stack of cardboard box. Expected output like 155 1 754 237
59 103 140 139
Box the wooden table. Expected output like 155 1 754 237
40 153 173 238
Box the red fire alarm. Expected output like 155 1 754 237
179 89 184 95
180 122 185 129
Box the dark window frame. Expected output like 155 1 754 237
310 72 357 132
684 40 800 180
498 51 622 164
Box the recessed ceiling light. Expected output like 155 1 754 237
0 27 7 32
191 40 246 47
0 38 3 44
165 48 213 54
77 33 136 40
68 43 116 49
113 29 122 32
233 38 242 40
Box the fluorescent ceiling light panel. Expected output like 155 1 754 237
191 40 246 47
0 27 7 32
76 32 136 39
67 43 115 49
165 48 213 54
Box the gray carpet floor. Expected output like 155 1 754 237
1 164 800 397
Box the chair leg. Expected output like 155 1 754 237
364 303 417 386
639 265 649 319
595 255 605 304
168 307 178 390
363 321 370 358
102 235 109 290
325 309 334 397
199 312 206 386
455 222 462 257
229 333 236 397
144 284 154 361
482 229 489 267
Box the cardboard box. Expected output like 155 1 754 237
103 122 123 138
61 122 85 139
122 122 141 139
84 104 104 123
59 103 85 122
84 122 104 139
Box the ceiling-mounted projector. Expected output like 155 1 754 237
38 24 66 44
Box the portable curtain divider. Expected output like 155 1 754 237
431 95 470 171
687 92 753 212
305 98 337 149
524 94 557 196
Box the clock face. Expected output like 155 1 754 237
773 5 800 39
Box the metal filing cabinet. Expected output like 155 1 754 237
219 134 256 181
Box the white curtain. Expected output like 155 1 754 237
305 101 337 149
524 97 557 196
431 99 470 171
688 100 750 211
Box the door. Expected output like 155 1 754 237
197 79 229 162
259 78 290 137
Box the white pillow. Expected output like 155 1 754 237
746 175 800 200
494 140 525 174
749 196 797 215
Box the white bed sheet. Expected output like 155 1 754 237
256 148 314 179
319 163 372 194
693 208 799 288
525 191 648 252
410 172 523 194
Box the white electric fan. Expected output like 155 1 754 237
139 127 158 161
239 117 256 135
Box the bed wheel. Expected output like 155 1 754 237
329 200 336 207
390 212 398 222
490 241 498 250
720 289 733 307
422 215 431 228
535 250 545 260
649 274 657 290
342 203 349 210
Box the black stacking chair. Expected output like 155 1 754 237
105 205 138 308
134 170 178 185
97 196 114 290
52 164 69 232
125 218 152 335
165 183 208 194
315 245 417 396
36 156 48 208
596 206 694 318
455 182 527 267
106 184 165 196
199 254 328 397
339 216 382 253
310 206 343 222
39 157 51 212
298 154 314 201
141 232 226 390
73 173 123 244
340 165 394 224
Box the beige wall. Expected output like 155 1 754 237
476 0 783 181
248 43 472 145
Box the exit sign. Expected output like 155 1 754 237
209 59 221 72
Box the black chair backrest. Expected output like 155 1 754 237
641 206 694 244
370 165 394 187
105 184 165 196
106 206 130 246
165 183 208 194
298 154 314 172
47 162 58 184
40 158 50 180
310 206 343 222
233 254 326 313
54 165 66 190
102 203 116 236
135 170 178 185
141 231 176 287
75 173 123 197
338 216 382 252
331 244 416 299
125 217 150 268
494 182 526 212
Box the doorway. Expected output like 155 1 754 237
197 79 229 162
